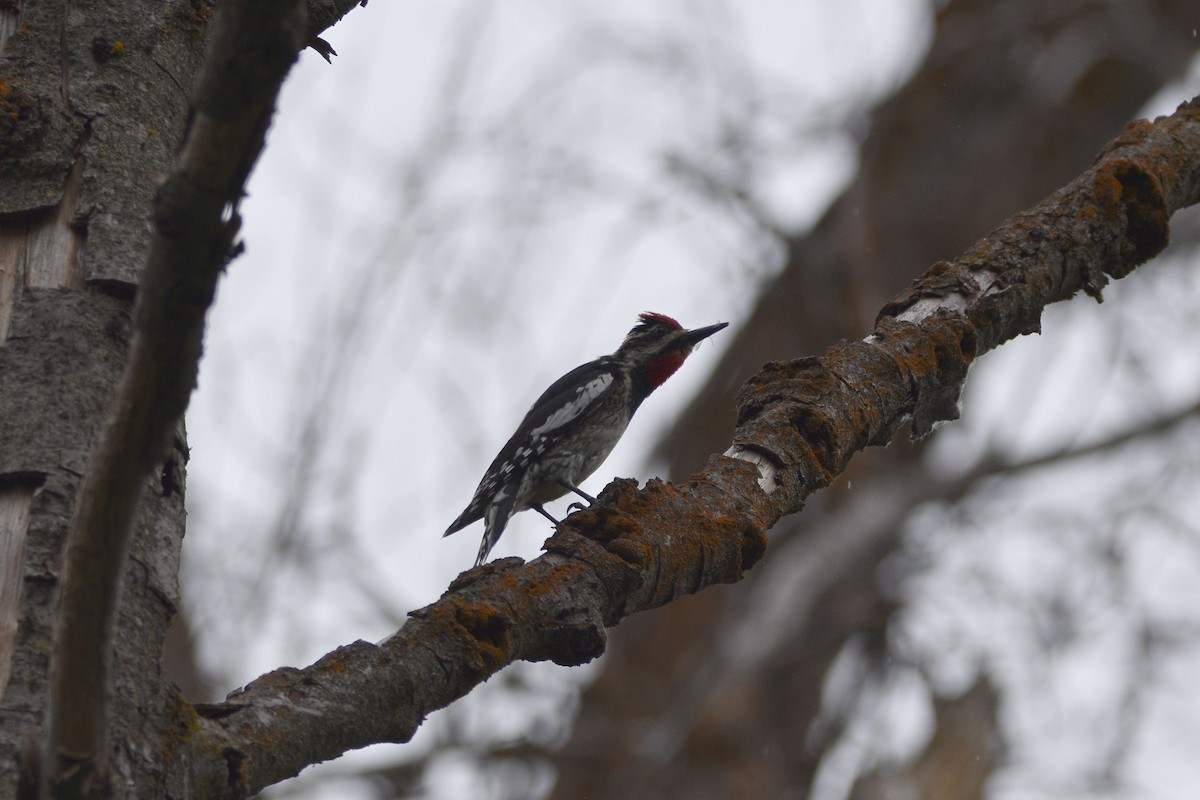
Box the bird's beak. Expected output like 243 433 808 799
681 321 729 346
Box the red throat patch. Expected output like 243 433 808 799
644 350 688 389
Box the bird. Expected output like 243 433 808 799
444 312 728 566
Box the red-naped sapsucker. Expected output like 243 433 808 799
445 312 728 566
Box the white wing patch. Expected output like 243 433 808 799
528 373 614 439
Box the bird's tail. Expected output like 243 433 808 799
475 487 518 566
443 503 481 538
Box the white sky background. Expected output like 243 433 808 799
184 2 1200 799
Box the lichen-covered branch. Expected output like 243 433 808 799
732 105 1198 495
185 98 1200 797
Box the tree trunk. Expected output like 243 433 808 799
0 0 204 795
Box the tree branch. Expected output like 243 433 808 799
968 398 1200 482
185 97 1200 797
303 0 368 60
44 1 312 795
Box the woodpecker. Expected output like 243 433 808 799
445 312 728 566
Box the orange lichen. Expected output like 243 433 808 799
0 74 37 160
1091 160 1169 269
1093 169 1124 218
454 602 512 669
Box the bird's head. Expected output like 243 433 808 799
616 312 728 389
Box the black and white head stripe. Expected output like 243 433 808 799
620 312 683 349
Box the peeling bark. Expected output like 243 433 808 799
0 480 36 697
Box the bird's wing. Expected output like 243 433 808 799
445 358 623 533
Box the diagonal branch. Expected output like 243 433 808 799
185 98 1200 797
